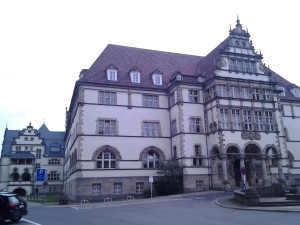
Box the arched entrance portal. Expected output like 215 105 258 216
227 146 241 187
245 144 262 186
13 188 26 196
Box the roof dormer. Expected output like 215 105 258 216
151 69 163 85
291 88 300 98
129 67 141 83
106 64 118 81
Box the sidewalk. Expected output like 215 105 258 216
215 195 300 212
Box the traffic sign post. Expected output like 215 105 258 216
149 176 153 198
36 169 46 181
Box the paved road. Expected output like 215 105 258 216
16 192 300 225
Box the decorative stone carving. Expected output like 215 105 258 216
92 145 122 160
258 62 265 72
217 57 227 68
139 146 166 160
241 132 261 140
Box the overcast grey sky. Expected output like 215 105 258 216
1 0 300 149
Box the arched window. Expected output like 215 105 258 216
143 151 159 168
97 151 116 169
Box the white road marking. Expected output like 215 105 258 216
22 218 42 225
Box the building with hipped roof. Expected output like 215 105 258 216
0 123 64 196
63 18 300 201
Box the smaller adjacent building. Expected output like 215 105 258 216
0 123 65 196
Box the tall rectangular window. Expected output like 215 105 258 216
235 60 242 72
242 60 249 72
136 182 144 194
229 59 235 71
231 109 241 130
99 91 116 105
36 149 41 159
152 74 162 85
218 165 223 180
240 87 250 99
243 110 253 131
143 122 160 137
99 119 116 135
188 90 199 103
255 110 264 131
220 108 229 129
262 89 270 101
169 92 175 107
252 88 260 100
143 95 159 108
114 183 122 195
249 61 256 73
265 111 273 131
190 118 202 133
171 120 177 135
217 85 227 97
92 183 101 195
229 86 239 98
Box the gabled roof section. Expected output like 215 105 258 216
270 70 300 101
197 38 229 80
79 44 202 89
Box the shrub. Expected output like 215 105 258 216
58 196 68 205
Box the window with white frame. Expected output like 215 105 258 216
217 85 228 97
265 111 273 131
136 182 144 194
220 108 229 129
243 110 253 131
36 149 41 159
113 183 122 194
16 146 21 151
231 109 241 130
278 86 285 96
193 144 202 166
143 151 159 168
106 69 117 81
248 61 256 73
143 95 159 108
92 183 101 195
229 86 239 98
99 91 116 105
130 71 140 83
96 151 116 169
188 90 199 103
262 89 270 101
169 92 175 107
143 121 160 137
171 120 177 135
293 89 300 98
240 87 251 99
48 171 60 181
99 119 116 135
242 60 249 72
255 110 264 131
189 117 202 133
252 88 260 100
152 74 162 85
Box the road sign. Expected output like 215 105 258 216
36 169 46 181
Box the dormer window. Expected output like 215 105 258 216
278 86 285 96
130 71 140 83
292 89 300 98
152 74 162 85
107 69 117 81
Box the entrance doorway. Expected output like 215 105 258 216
233 159 241 187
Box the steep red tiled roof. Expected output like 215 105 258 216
80 44 203 89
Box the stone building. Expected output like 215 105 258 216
63 18 300 201
0 123 64 196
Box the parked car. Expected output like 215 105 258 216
0 193 28 224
